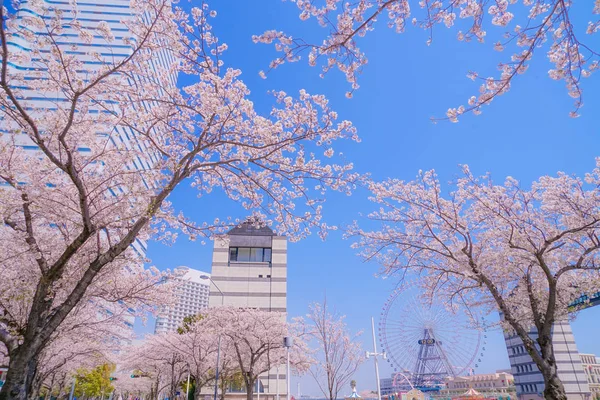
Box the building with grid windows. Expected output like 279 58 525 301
154 266 211 334
580 353 600 398
504 320 591 400
2 0 177 339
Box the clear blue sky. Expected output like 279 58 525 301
135 0 600 395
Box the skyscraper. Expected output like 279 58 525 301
208 220 287 399
2 0 177 337
154 266 211 334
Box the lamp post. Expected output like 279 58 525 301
68 377 76 400
200 275 224 400
365 317 385 400
283 337 293 400
185 372 190 400
275 365 280 400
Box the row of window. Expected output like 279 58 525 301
229 247 272 262
515 363 535 373
520 383 538 393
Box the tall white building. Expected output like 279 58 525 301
208 220 287 400
2 0 177 338
209 221 287 311
504 320 591 400
154 266 211 334
2 0 176 262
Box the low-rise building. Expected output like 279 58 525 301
438 371 516 399
581 354 600 398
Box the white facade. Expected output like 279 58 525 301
580 354 600 397
503 320 591 400
2 0 174 260
154 266 211 334
209 222 287 312
208 221 287 400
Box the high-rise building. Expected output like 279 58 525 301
208 220 287 399
503 320 591 400
154 266 211 334
2 0 177 339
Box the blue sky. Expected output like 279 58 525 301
136 0 600 395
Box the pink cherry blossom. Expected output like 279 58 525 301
0 1 358 398
256 0 600 120
348 160 600 400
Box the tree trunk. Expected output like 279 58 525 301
193 384 202 400
218 376 226 400
538 336 568 400
543 372 568 400
245 381 253 400
0 348 39 400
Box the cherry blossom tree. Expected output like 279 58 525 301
299 301 363 400
255 0 600 120
163 324 219 400
205 307 311 400
349 161 600 400
119 334 188 400
30 332 115 400
0 0 358 398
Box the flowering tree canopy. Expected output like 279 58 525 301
349 160 600 400
163 323 219 400
119 334 188 400
299 301 364 400
0 0 358 398
204 307 311 400
255 0 600 120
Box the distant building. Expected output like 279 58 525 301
504 320 591 400
380 376 396 396
208 220 287 399
154 266 211 334
580 354 600 398
438 370 516 399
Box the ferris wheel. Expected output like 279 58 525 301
379 284 486 390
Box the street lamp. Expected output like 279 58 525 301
365 317 386 400
200 275 224 400
283 337 293 400
199 274 224 306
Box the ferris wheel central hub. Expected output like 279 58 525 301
378 284 486 393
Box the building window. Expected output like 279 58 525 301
229 247 272 262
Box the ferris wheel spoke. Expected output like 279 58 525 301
379 285 484 388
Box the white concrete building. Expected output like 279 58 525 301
208 220 287 400
154 266 211 334
580 354 600 397
209 222 287 312
504 320 591 400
